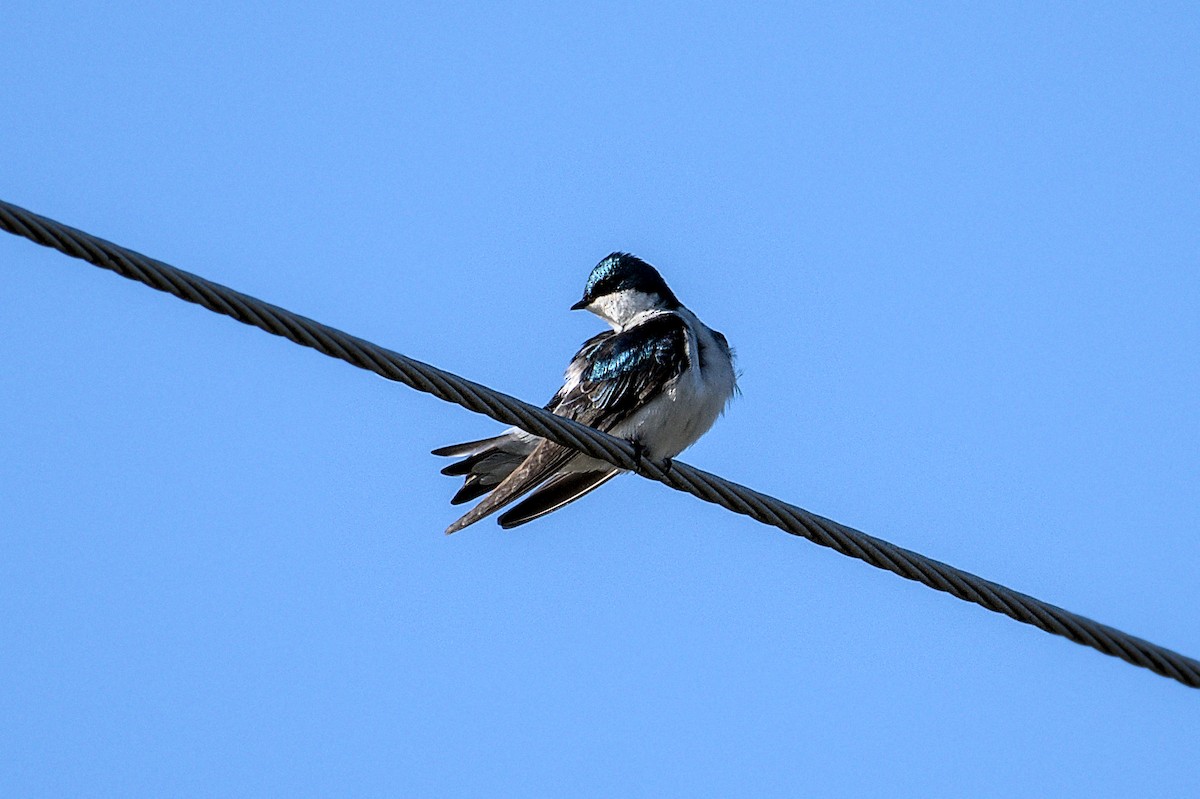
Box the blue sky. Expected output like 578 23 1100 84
2 2 1198 796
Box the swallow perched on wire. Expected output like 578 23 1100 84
433 252 737 533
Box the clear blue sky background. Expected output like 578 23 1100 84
2 3 1197 796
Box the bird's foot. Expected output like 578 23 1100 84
629 440 671 476
628 439 648 470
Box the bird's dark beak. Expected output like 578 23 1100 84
570 299 589 311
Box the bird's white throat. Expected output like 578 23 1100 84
587 289 669 329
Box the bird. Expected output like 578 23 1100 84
432 252 738 534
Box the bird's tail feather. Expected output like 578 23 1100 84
430 435 509 459
433 431 538 505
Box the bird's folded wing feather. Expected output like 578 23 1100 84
496 468 621 529
550 312 692 430
443 439 577 534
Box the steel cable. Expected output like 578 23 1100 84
3 198 1196 689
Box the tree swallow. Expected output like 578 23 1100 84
433 252 738 534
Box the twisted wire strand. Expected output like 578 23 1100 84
3 198 1196 689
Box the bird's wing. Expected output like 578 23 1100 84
443 439 577 534
550 312 692 431
495 468 621 529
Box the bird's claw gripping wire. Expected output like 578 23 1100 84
630 439 650 475
629 439 672 476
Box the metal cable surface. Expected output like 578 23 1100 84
3 198 1197 689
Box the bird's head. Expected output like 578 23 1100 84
571 252 681 326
